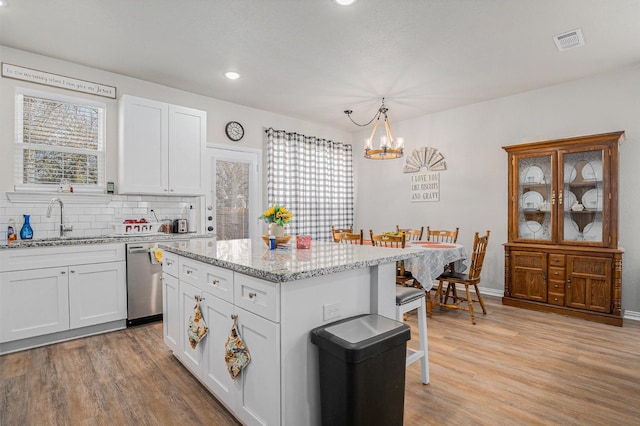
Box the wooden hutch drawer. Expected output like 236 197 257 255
549 254 566 267
548 293 565 306
548 280 564 293
549 267 566 281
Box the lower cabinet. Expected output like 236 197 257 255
0 244 127 347
167 259 280 426
0 267 70 341
504 244 622 325
162 272 180 353
68 262 126 328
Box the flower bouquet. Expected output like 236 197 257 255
259 204 293 246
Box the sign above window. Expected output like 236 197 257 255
2 63 116 99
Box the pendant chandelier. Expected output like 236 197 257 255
344 98 404 160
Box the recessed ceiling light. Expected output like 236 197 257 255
0 0 8 7
333 0 357 6
225 71 240 80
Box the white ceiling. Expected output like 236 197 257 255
2 0 640 132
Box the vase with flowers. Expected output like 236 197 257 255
259 204 293 237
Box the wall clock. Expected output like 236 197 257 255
225 121 245 141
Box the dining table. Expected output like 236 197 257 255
361 239 467 286
402 241 467 286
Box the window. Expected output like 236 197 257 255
15 88 106 192
266 128 354 241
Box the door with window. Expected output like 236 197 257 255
206 146 261 240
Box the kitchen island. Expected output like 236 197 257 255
159 238 421 426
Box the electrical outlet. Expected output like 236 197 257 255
323 302 342 321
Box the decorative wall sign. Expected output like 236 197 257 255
411 171 440 202
1 63 117 99
403 147 446 173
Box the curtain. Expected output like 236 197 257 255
265 128 354 241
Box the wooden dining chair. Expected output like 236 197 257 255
396 225 424 241
333 229 364 245
426 226 459 243
433 230 490 324
370 230 407 283
331 225 353 242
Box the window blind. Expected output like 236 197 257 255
15 91 105 192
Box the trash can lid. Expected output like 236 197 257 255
310 314 410 363
324 314 402 343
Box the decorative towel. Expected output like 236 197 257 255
187 298 208 349
225 315 251 380
150 247 163 264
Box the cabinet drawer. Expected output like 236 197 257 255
548 254 566 267
0 244 125 272
234 274 280 322
163 252 180 277
548 280 565 295
202 264 234 303
179 257 207 288
549 267 566 281
548 292 565 306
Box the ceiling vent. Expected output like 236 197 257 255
553 28 585 51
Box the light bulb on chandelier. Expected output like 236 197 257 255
344 98 404 160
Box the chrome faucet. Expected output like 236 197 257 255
47 198 73 237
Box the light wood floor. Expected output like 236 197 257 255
2 296 640 425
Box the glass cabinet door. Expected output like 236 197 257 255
560 148 605 244
516 154 553 242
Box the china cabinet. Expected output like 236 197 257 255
502 131 624 326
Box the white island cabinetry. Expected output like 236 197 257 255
0 244 126 354
161 239 418 426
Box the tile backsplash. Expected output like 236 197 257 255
0 192 201 241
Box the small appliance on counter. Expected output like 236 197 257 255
173 218 188 233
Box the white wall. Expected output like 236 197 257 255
0 46 351 193
354 65 640 314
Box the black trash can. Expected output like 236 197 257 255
310 314 411 426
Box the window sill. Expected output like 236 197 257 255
6 192 113 204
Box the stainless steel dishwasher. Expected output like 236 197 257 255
126 243 163 326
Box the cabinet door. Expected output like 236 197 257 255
168 105 205 195
178 281 205 375
510 251 547 302
233 307 280 426
0 267 69 342
201 292 235 409
559 146 610 247
566 256 612 313
118 95 169 194
162 273 180 352
68 262 127 328
511 152 555 243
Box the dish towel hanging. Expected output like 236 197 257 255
225 314 251 380
187 297 208 349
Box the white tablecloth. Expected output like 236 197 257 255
404 242 467 285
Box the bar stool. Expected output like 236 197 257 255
395 286 429 384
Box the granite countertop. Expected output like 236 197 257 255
159 238 422 283
0 233 210 249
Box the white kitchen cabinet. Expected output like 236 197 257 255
178 280 206 375
0 267 69 342
162 272 180 353
233 306 280 426
164 255 280 426
0 244 127 351
68 261 126 328
118 94 206 195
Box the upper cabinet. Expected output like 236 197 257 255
118 95 206 195
506 133 620 248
